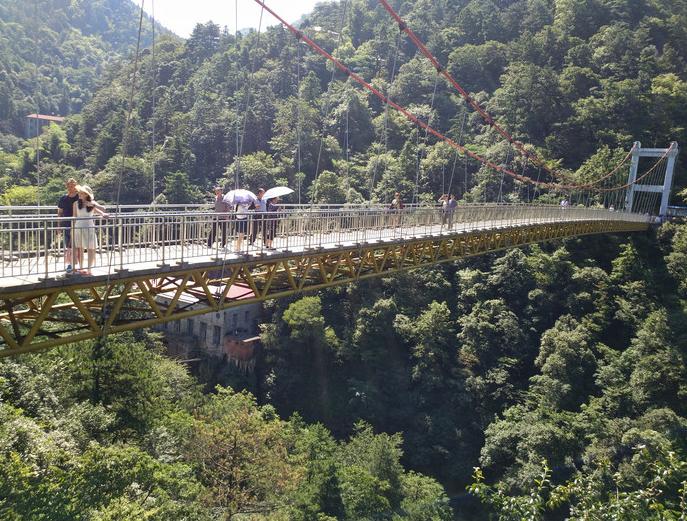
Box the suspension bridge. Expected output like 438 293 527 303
1 0 680 357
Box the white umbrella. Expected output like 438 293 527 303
224 189 257 205
263 186 294 200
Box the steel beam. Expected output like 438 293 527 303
0 219 648 357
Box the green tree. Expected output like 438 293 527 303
309 170 346 204
342 422 405 511
459 298 527 420
0 185 38 205
666 224 687 296
395 301 456 390
185 388 299 519
491 62 566 144
69 333 199 435
530 316 597 410
164 171 201 205
470 449 687 520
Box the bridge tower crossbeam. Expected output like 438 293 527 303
626 141 679 216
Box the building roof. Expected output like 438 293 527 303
26 114 65 122
156 284 256 305
226 284 255 300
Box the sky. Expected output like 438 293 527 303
139 0 326 38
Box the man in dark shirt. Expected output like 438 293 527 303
57 177 79 274
249 187 266 246
207 186 230 248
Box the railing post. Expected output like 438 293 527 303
43 219 49 279
161 215 167 266
181 215 186 263
118 217 124 272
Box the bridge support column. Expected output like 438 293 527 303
624 141 641 212
660 143 679 217
625 141 679 216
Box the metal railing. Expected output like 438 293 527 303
0 202 428 218
0 204 649 281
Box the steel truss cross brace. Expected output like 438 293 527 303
0 219 647 357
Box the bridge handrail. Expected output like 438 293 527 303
0 201 628 210
0 202 639 221
0 205 650 281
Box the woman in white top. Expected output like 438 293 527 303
72 185 108 275
233 201 251 252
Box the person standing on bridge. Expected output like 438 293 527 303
263 196 280 250
57 178 106 275
249 188 266 246
446 194 458 229
233 200 252 253
72 185 109 275
438 194 449 226
390 191 404 226
207 186 230 248
57 177 79 274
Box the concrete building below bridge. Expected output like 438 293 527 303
154 285 262 366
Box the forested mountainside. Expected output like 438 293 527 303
258 226 687 518
2 227 686 519
1 0 687 519
0 0 166 139
4 0 686 208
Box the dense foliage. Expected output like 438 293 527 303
255 224 687 518
0 0 165 138
0 332 451 520
1 0 686 207
1 0 687 519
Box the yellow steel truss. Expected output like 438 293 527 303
0 219 647 357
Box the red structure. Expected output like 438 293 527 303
224 334 260 374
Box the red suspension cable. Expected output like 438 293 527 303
253 0 574 190
253 0 651 194
375 0 635 188
596 144 672 192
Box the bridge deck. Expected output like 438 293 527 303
0 205 650 356
0 210 645 293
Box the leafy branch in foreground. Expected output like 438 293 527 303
469 448 687 520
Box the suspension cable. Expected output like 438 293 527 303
93 0 147 399
413 70 441 204
374 0 637 188
532 166 542 201
33 0 41 205
115 1 146 209
151 0 157 203
596 144 673 192
214 0 266 293
312 0 349 203
370 20 401 199
345 89 350 180
296 36 302 204
252 0 586 192
446 108 467 199
236 2 265 188
498 144 511 203
255 0 669 198
234 0 240 189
